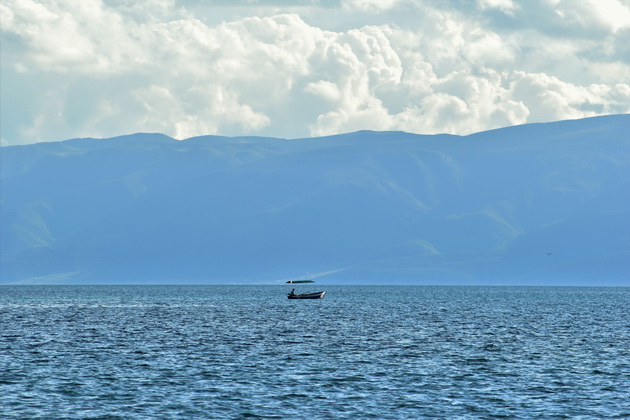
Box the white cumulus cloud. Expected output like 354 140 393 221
1 0 629 144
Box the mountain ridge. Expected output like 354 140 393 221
1 115 629 285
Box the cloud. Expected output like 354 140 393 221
510 72 630 121
477 0 518 16
342 0 402 12
1 0 629 144
557 0 630 33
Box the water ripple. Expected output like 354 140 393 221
1 285 629 418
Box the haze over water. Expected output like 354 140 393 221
2 285 628 418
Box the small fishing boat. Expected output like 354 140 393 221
286 280 326 299
288 290 326 299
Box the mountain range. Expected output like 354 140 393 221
1 115 629 285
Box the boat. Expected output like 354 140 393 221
288 290 326 299
286 280 326 299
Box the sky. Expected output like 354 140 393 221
1 0 629 146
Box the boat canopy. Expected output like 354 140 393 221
286 280 315 284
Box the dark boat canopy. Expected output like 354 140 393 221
286 280 315 284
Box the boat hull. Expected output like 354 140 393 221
287 291 326 300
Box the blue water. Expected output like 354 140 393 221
1 286 629 418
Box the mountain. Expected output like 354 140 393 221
1 115 629 285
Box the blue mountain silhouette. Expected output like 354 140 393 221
1 115 628 284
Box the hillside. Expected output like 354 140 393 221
1 115 629 285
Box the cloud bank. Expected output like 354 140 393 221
1 0 629 144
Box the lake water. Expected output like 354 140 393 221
1 285 629 418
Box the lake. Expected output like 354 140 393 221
1 285 629 418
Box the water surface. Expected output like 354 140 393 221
1 286 629 418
